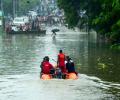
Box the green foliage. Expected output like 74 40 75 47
57 0 80 28
57 0 120 44
110 44 120 50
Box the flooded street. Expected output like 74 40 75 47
0 26 120 100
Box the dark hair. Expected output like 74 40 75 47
44 56 49 61
66 56 71 61
68 58 71 61
59 50 62 53
66 56 69 60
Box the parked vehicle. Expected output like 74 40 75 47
12 16 29 26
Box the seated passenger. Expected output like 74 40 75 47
40 56 54 75
66 56 77 75
55 67 62 79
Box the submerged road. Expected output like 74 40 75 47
0 26 120 100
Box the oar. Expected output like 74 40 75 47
52 59 58 68
52 59 57 62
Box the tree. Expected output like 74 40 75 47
57 0 120 44
92 0 120 43
57 0 81 28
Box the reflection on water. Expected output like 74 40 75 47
88 41 120 83
0 29 120 100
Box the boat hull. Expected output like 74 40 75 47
66 73 78 80
41 73 78 80
41 74 52 80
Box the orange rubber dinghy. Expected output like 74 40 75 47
66 73 78 80
41 74 52 80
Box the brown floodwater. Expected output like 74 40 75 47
0 26 120 100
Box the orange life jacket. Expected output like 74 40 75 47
58 53 65 67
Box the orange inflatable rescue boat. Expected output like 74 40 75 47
41 73 78 80
66 73 78 80
41 74 52 80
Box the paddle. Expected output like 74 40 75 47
52 59 57 62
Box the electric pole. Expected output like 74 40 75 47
12 0 15 18
0 0 4 30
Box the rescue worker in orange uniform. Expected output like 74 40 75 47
57 50 67 78
40 56 54 75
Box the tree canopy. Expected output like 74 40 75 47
57 0 120 44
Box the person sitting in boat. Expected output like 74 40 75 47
40 56 55 77
57 50 67 79
55 67 62 79
40 57 46 68
66 56 78 75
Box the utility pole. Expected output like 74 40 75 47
13 0 19 18
0 0 3 12
17 0 19 15
0 0 5 31
12 0 15 18
15 0 19 16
